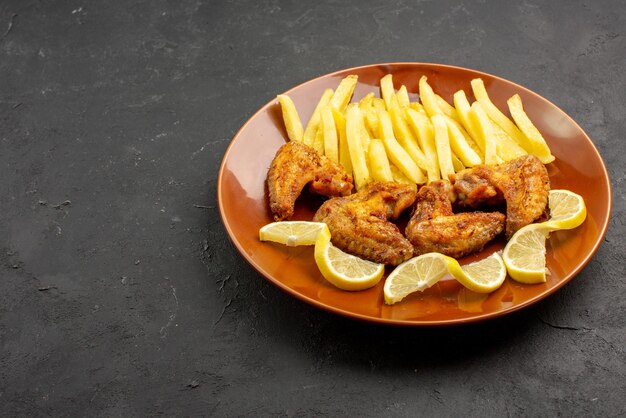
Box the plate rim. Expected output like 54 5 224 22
217 62 613 326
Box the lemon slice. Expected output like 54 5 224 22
450 252 507 294
544 189 587 230
502 224 550 284
384 252 507 304
503 189 587 284
314 226 385 291
259 221 328 246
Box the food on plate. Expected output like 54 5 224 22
262 72 587 300
267 141 353 221
405 180 506 258
314 225 385 291
384 252 507 304
313 181 416 266
451 154 550 238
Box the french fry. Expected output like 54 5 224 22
507 94 555 163
303 88 334 146
435 94 461 123
358 92 375 110
377 108 426 184
409 102 427 114
368 139 394 182
380 74 395 110
372 97 386 111
277 94 304 142
404 107 441 183
431 114 455 179
390 165 417 190
468 102 500 165
444 116 482 167
320 106 339 163
396 85 411 108
451 153 465 172
453 89 480 143
418 76 444 118
491 121 528 161
388 96 432 178
330 75 358 111
446 114 483 158
332 108 352 173
346 105 371 190
470 78 528 150
312 124 325 154
363 107 380 139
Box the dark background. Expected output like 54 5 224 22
1 0 624 416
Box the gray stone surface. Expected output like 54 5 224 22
1 0 624 416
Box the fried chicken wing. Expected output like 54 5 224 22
313 182 416 266
267 142 353 221
451 155 550 238
406 181 505 258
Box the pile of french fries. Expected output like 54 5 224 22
277 74 555 191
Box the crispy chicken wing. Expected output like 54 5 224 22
451 155 550 238
267 141 353 221
406 181 505 258
313 182 417 266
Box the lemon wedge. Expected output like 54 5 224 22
502 224 550 283
384 252 507 305
503 189 587 284
259 221 328 246
314 226 385 291
544 189 587 230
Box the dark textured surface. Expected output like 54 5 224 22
1 0 624 416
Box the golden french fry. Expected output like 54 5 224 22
380 74 395 110
363 106 380 139
431 114 455 179
277 94 304 142
470 78 529 150
451 153 465 172
418 76 443 118
491 121 528 161
303 88 334 146
332 108 352 173
346 105 371 190
358 92 375 110
312 124 325 154
404 108 441 183
447 114 483 158
390 165 417 190
445 116 482 167
377 108 426 184
388 96 432 178
372 97 386 111
507 94 555 163
435 94 460 123
320 106 339 163
330 75 358 111
453 90 480 144
396 85 410 108
409 102 427 114
468 102 500 165
368 139 394 182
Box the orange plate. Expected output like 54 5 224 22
217 63 612 326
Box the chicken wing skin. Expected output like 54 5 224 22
313 182 417 266
451 155 550 238
267 141 353 221
406 181 505 258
